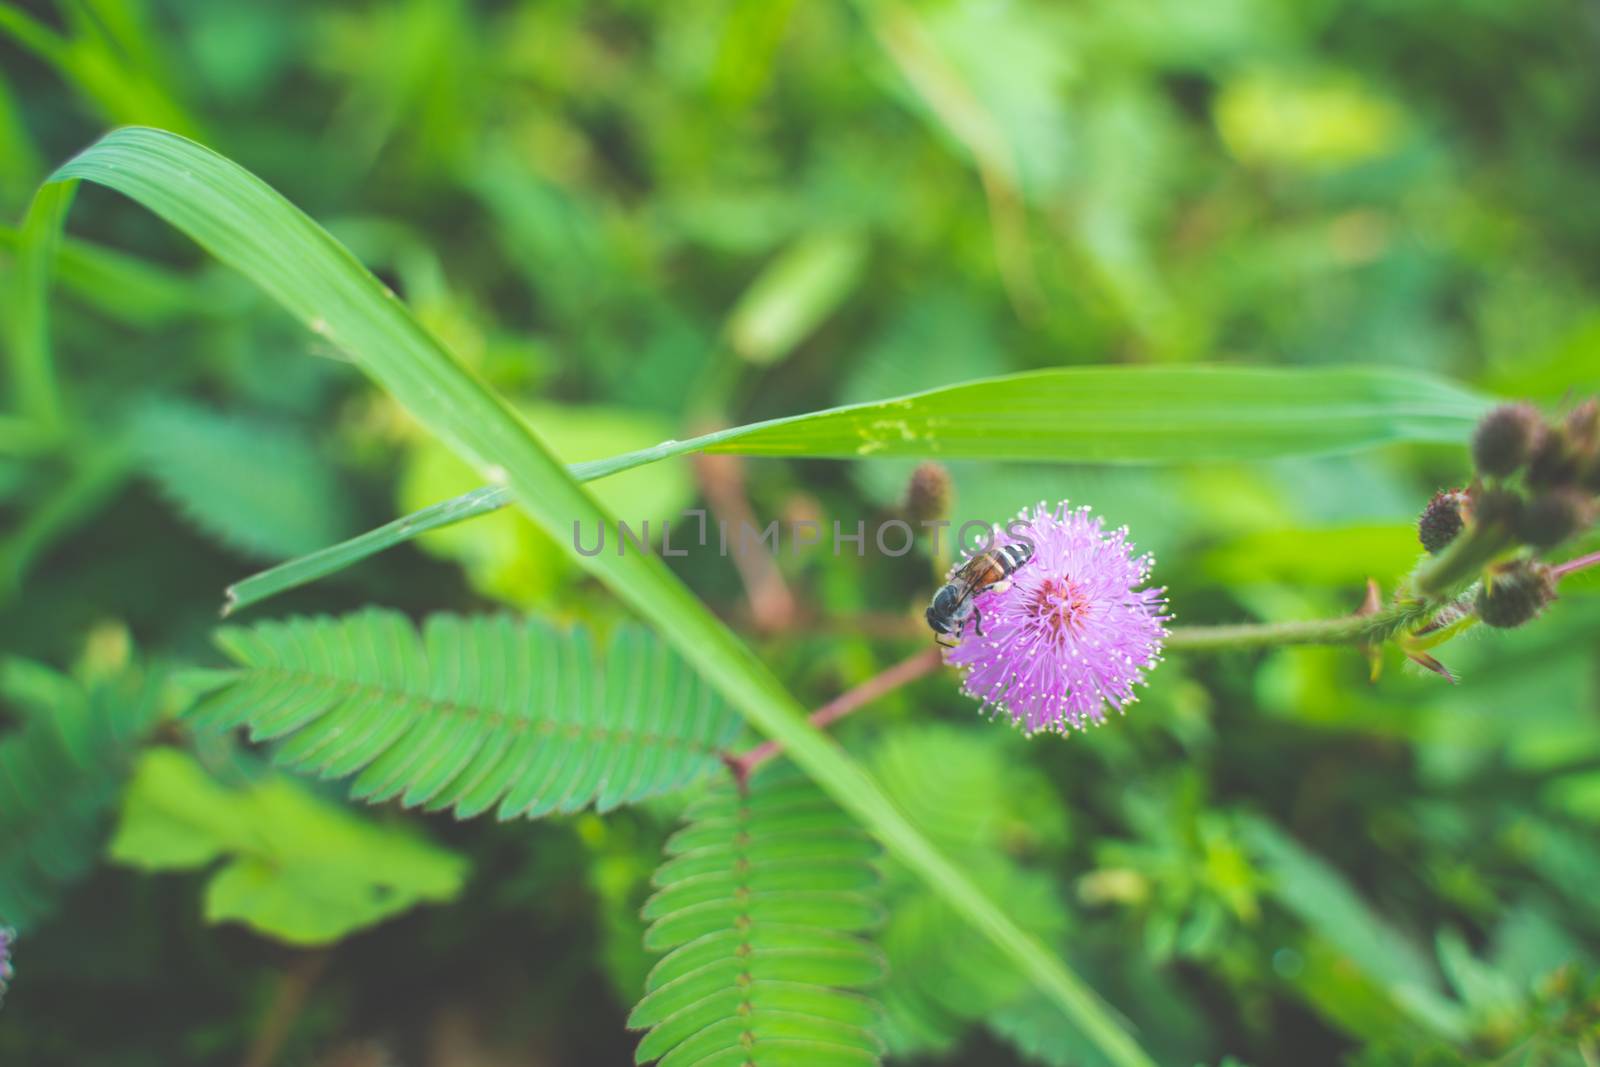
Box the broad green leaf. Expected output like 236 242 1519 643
110 747 466 945
1214 69 1404 172
727 231 868 365
44 126 1159 1067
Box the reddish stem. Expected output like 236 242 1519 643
241 951 329 1067
693 448 797 633
725 646 943 788
1552 550 1600 581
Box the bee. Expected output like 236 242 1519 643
925 540 1034 646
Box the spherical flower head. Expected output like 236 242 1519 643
945 501 1168 734
1418 489 1467 554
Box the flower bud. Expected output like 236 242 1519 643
1517 488 1595 549
1584 457 1600 495
1475 560 1556 629
1567 398 1599 444
1418 490 1466 554
1472 403 1543 478
903 462 953 524
1565 399 1600 492
1526 428 1583 490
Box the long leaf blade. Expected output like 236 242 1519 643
692 363 1486 463
223 485 508 614
226 362 1487 612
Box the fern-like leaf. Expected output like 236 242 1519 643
628 765 887 1066
191 609 744 819
0 659 166 930
133 399 355 560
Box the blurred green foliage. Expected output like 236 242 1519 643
110 747 467 945
3 0 1600 1065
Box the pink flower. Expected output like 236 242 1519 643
945 501 1168 734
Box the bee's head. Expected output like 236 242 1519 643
926 585 963 632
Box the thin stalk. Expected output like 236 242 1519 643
1169 548 1600 653
727 646 942 786
1411 516 1515 599
240 951 329 1067
10 182 73 429
1166 597 1433 652
1552 550 1600 581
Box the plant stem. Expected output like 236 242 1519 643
1411 515 1515 598
241 951 328 1067
693 445 796 633
726 646 942 786
1168 548 1600 653
1552 549 1600 581
1166 598 1434 652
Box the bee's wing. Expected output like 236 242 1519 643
952 552 997 591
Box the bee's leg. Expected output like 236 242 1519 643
989 580 1012 594
972 607 984 637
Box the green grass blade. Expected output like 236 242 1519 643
44 127 1156 1067
690 363 1487 462
0 222 222 325
9 180 72 428
225 361 1487 612
223 485 509 615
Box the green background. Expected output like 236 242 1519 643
2 1 1599 1065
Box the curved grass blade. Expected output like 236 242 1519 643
693 363 1487 463
223 485 508 615
41 125 1176 1067
7 179 71 429
226 361 1488 613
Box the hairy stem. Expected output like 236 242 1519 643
1411 515 1515 598
1552 549 1600 581
1166 597 1435 652
1169 547 1600 654
727 646 942 786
